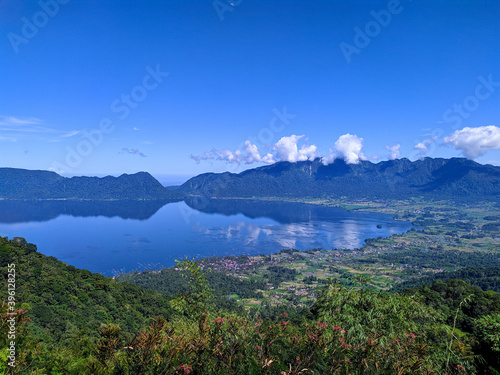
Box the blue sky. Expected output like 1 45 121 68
1 0 499 185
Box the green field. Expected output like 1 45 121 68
190 198 500 309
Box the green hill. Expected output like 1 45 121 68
392 267 500 293
1 236 500 373
0 236 174 345
0 168 183 200
2 158 499 202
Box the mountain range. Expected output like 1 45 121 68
0 168 182 200
1 157 499 202
179 157 500 201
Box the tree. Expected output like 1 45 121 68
170 259 213 320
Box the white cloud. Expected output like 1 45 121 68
193 133 368 167
333 133 366 164
213 148 238 163
190 151 215 164
0 136 17 142
0 116 53 135
321 152 334 165
191 141 276 165
61 130 81 138
443 125 500 159
274 135 302 162
260 153 276 163
243 140 276 164
386 144 401 160
413 136 438 158
0 115 82 143
120 148 147 157
192 133 386 167
0 116 42 126
243 140 263 164
273 135 317 162
322 134 366 165
191 135 315 165
298 143 318 161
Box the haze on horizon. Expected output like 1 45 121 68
1 0 499 180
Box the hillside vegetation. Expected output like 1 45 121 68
179 157 500 201
1 237 500 374
0 168 183 200
2 157 500 202
0 236 175 345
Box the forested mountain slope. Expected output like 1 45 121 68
0 236 174 344
3 157 499 201
180 157 500 200
1 237 500 373
0 168 183 200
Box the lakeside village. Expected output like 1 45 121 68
126 233 449 309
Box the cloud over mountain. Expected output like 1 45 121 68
273 135 317 162
192 133 373 166
322 134 366 165
414 137 438 158
333 134 366 164
190 140 275 165
386 144 401 160
443 125 500 159
193 127 500 166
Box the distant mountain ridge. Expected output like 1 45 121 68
1 157 499 201
179 157 500 201
0 168 183 200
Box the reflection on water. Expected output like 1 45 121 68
185 197 354 224
0 199 415 276
186 199 413 251
0 200 170 223
197 202 416 254
192 219 380 252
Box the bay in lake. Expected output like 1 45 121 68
0 199 415 276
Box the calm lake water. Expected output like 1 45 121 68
0 199 415 276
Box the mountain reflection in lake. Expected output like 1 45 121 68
0 200 169 223
0 199 414 276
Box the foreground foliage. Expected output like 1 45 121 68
1 238 500 374
0 236 174 345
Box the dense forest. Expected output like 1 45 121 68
1 237 500 374
0 168 183 200
116 265 267 314
179 157 500 201
392 267 500 293
365 248 500 269
0 236 175 345
2 157 500 202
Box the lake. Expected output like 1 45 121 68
0 199 415 276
